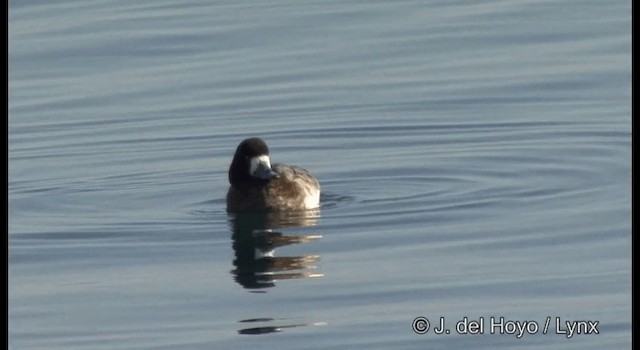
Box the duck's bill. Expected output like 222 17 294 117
250 155 279 180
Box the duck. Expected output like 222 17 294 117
226 137 321 213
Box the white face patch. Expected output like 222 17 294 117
249 155 272 175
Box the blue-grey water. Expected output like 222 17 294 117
9 1 631 349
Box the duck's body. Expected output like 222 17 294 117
226 138 320 213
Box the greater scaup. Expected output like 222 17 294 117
226 137 321 213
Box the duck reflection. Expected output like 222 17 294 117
237 317 327 335
229 209 323 290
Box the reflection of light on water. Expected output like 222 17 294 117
228 209 323 290
228 210 325 335
237 318 328 335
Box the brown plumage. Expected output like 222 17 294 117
226 138 320 213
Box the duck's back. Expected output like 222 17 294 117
226 163 320 213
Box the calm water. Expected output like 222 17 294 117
9 1 631 349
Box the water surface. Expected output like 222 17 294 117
9 1 631 349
